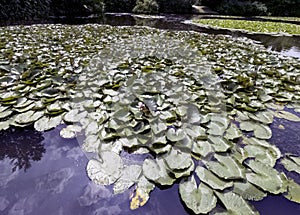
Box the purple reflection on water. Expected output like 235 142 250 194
1 114 300 214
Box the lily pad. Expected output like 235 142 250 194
179 176 217 214
86 151 123 185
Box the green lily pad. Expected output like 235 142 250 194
113 165 142 194
142 158 175 185
86 151 123 185
215 191 259 215
34 115 62 131
166 128 185 142
164 148 193 171
284 179 300 204
60 125 82 138
179 175 217 214
281 155 300 174
195 166 233 190
14 110 44 125
253 124 272 139
206 154 245 180
245 160 285 194
233 181 267 201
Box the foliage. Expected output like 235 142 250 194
194 19 300 35
133 0 159 14
157 0 193 13
215 0 268 16
1 24 300 214
103 0 136 13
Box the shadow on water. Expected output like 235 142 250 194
0 126 45 172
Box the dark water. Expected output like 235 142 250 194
1 116 300 215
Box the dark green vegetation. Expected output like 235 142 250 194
194 19 300 35
1 0 299 21
1 24 300 214
201 0 300 16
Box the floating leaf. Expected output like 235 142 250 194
34 115 62 131
60 125 82 139
179 176 217 214
195 166 233 190
281 155 300 174
233 181 267 201
245 160 285 194
206 154 245 180
166 128 185 142
284 179 300 204
273 110 300 122
113 165 142 194
14 110 44 125
215 191 258 215
87 151 123 185
253 124 272 140
164 148 193 171
142 158 175 185
130 176 155 210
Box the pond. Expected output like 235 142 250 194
1 13 300 215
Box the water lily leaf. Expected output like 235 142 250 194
0 110 12 119
164 148 193 171
281 155 300 174
34 115 62 131
142 158 175 185
87 151 123 185
0 120 10 131
60 125 82 138
179 175 217 214
215 191 258 215
245 160 285 194
248 111 273 124
192 140 214 158
273 110 300 122
243 144 279 167
82 134 100 153
113 165 142 194
239 120 256 132
195 166 233 190
150 118 167 135
14 110 44 125
253 124 272 139
173 161 195 178
130 176 155 210
208 136 231 152
63 109 87 123
206 154 245 180
184 124 206 139
233 181 267 201
112 109 131 122
284 179 300 204
166 128 185 142
207 122 226 136
225 124 242 140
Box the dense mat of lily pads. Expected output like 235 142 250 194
1 24 300 214
194 19 300 35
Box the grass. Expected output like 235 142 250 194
194 19 300 35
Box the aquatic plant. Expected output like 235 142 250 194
1 24 300 214
194 19 300 35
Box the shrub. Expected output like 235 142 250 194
133 0 159 14
157 0 193 13
103 0 136 12
216 0 268 16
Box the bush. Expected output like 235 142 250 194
133 0 159 14
103 0 136 12
216 0 268 16
157 0 193 13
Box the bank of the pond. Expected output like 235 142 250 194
192 19 300 35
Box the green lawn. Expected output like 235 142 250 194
194 19 300 35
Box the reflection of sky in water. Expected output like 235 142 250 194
0 118 300 214
279 46 300 58
0 126 188 215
